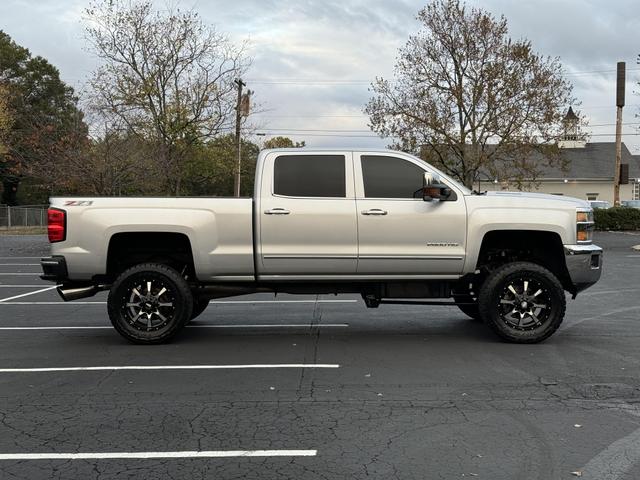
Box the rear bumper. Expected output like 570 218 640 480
41 255 100 301
40 256 68 282
564 244 603 293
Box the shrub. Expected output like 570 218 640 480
594 207 640 230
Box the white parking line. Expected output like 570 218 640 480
0 286 58 303
578 403 640 479
0 272 42 277
0 285 51 288
0 299 359 305
0 364 340 373
0 257 41 259
0 324 349 330
0 449 317 460
0 263 40 266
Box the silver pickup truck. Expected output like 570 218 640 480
41 149 602 344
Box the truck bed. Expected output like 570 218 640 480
49 197 255 281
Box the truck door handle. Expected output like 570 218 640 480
264 208 290 215
361 209 388 216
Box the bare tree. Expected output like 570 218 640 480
365 0 576 189
84 0 248 195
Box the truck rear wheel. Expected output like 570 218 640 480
478 262 565 344
107 263 193 344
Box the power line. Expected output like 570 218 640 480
255 131 640 139
246 68 640 86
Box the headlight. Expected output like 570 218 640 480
576 209 594 243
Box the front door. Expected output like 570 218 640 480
258 152 358 276
354 153 467 275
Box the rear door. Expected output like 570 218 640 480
258 151 358 276
354 152 467 275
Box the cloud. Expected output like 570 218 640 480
1 0 638 150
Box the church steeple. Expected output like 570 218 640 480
559 106 586 148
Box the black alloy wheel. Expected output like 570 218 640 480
107 263 193 344
478 262 566 344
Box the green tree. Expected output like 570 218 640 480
0 31 87 204
365 0 575 189
263 136 305 149
184 134 259 197
0 83 11 157
84 0 248 196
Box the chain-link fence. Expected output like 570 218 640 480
0 205 48 230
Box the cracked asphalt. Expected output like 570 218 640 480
0 232 639 479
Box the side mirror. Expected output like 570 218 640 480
422 172 452 202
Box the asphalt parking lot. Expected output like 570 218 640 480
0 232 639 479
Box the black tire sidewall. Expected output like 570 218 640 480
108 263 193 344
479 262 566 343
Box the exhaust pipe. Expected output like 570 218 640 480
57 284 100 302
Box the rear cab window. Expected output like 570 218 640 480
273 155 346 198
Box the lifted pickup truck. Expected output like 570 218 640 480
41 149 602 344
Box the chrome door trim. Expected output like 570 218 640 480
258 274 463 281
358 255 463 260
263 254 358 260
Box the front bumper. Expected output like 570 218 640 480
564 244 603 293
40 255 68 282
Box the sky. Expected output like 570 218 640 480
2 0 639 151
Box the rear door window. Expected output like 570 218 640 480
274 155 346 198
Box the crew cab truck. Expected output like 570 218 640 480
41 149 603 344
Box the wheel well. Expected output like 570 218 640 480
476 230 572 292
106 232 195 281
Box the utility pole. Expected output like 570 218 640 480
234 79 246 197
614 61 625 206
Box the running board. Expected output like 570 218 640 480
379 300 471 306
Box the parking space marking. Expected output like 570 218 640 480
0 272 42 277
560 305 640 333
0 263 40 266
582 287 640 296
0 324 349 330
0 286 58 303
0 364 340 373
0 257 41 260
0 285 53 288
578 404 640 479
0 449 317 460
0 299 359 305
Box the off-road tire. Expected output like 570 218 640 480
478 262 566 344
107 263 193 344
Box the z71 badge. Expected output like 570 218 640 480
64 200 93 206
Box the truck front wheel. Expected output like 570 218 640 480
107 263 193 344
478 262 566 344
